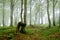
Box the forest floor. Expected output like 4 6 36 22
0 25 60 40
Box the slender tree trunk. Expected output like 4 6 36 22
19 0 27 33
47 0 51 28
59 9 60 27
3 0 4 27
15 17 17 25
53 0 55 26
10 0 14 26
59 3 60 27
39 0 41 24
34 13 37 24
30 0 32 25
21 0 23 22
41 12 43 24
24 0 27 24
39 5 41 24
38 13 40 24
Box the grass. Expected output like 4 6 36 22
0 26 60 40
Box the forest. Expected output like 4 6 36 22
0 0 60 40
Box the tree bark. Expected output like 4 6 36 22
53 0 56 26
10 0 14 26
59 3 60 27
59 9 60 27
41 12 43 24
21 0 23 22
34 13 37 24
3 0 4 27
38 13 40 24
24 0 27 24
47 0 51 28
30 0 32 25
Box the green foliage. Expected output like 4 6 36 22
41 26 59 36
0 27 16 35
0 26 60 40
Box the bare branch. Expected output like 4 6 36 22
54 0 58 6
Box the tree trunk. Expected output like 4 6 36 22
3 0 4 27
34 13 37 24
39 5 41 24
47 0 51 28
41 11 43 24
59 9 60 27
39 0 41 24
53 0 55 26
10 0 14 26
30 0 31 25
24 0 27 24
21 0 23 22
14 17 17 26
59 3 60 27
38 13 40 24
